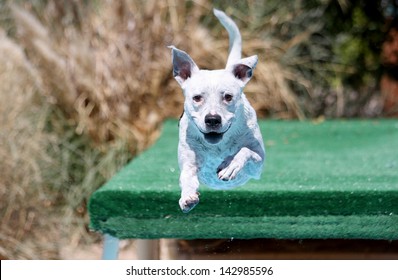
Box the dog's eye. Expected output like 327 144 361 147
193 95 203 103
224 94 233 102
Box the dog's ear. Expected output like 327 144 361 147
228 55 258 86
169 46 199 86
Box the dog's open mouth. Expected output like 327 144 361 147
204 132 223 144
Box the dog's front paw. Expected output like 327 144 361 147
217 158 243 181
217 162 242 181
179 192 200 213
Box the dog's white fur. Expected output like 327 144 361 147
170 9 265 213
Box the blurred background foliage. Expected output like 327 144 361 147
0 0 397 259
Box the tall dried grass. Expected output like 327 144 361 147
1 0 331 259
10 1 307 150
0 29 57 258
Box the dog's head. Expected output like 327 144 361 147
170 46 257 144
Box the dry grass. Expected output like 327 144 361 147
0 29 58 258
9 1 306 146
0 0 338 259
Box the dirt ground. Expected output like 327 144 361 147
60 240 137 260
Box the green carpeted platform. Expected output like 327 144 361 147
89 120 398 240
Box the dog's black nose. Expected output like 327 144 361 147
205 114 222 128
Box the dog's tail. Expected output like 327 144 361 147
213 9 242 68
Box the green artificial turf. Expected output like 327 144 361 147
89 119 398 239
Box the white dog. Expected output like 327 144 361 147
170 9 265 213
